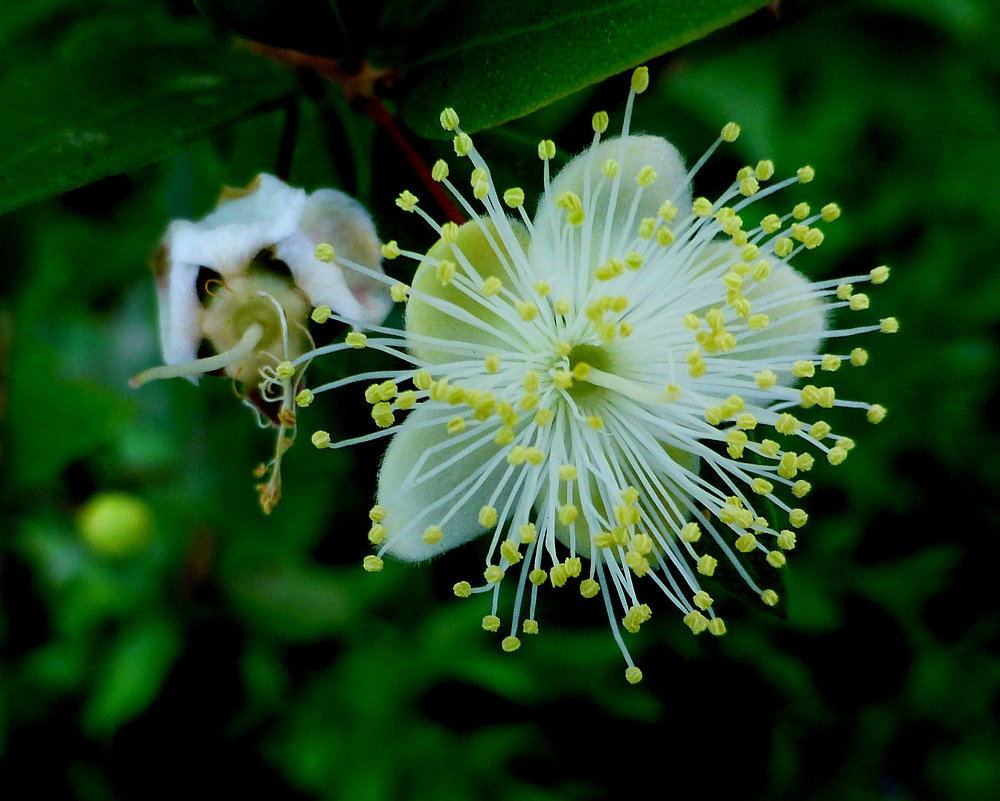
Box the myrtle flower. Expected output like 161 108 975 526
132 174 390 511
280 68 892 682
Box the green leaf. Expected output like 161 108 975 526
83 616 182 735
376 0 768 137
0 29 296 216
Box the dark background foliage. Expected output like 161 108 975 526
1 1 998 799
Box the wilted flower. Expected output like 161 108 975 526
132 174 390 511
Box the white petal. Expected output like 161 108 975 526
153 245 203 370
166 174 306 275
529 135 691 278
275 189 392 327
376 404 512 562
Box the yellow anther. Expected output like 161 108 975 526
435 260 457 285
624 550 649 577
804 228 825 249
629 534 653 556
484 564 505 583
774 237 794 257
696 554 717 576
518 393 538 412
558 504 579 526
602 158 619 178
506 445 527 465
827 446 848 465
820 354 842 372
881 317 899 333
693 590 714 610
735 533 757 552
501 635 521 652
707 618 727 636
422 525 443 544
439 107 460 131
395 190 419 211
799 385 820 408
388 283 409 304
518 522 537 543
621 486 639 505
692 197 713 216
586 415 604 430
453 132 473 156
760 213 782 234
636 217 656 239
623 665 643 684
655 226 674 247
472 505 497 531
755 159 775 180
777 530 797 550
452 580 472 597
497 402 518 426
380 240 401 260
363 555 383 572
524 446 544 465
778 452 798 479
311 430 331 449
790 481 811 500
744 313 768 330
750 369 777 391
739 176 759 196
821 202 841 221
658 200 678 222
314 242 335 262
552 297 571 316
533 408 554 426
737 166 754 182
549 563 569 587
431 159 449 182
558 464 578 481
630 65 650 93
792 202 810 220
766 550 787 569
722 271 743 292
409 370 430 391
294 388 314 408
752 260 772 282
500 540 522 564
792 360 815 378
679 522 701 543
619 321 633 338
871 265 891 284
478 354 499 375
367 522 386 543
797 165 815 183
564 557 582 578
587 110 610 134
704 406 724 426
578 578 601 598
529 568 547 586
775 413 801 435
741 244 760 263
522 619 539 634
489 426 512 447
850 347 869 367
636 166 658 187
537 139 556 160
343 331 366 350
720 122 741 142
482 614 501 631
552 369 574 390
789 508 808 528
796 452 815 471
479 275 503 297
759 439 780 458
760 589 779 606
684 610 709 634
751 477 774 495
368 505 387 523
867 404 888 423
808 420 831 441
310 305 333 324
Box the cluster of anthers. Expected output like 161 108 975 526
289 67 896 682
136 66 894 683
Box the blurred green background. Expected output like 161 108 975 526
2 0 999 799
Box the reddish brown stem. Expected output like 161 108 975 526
356 96 466 226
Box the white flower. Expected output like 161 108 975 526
291 68 895 681
132 173 390 512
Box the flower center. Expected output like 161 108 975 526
565 343 612 404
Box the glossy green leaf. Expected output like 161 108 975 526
0 34 296 216
83 617 182 735
376 0 768 137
